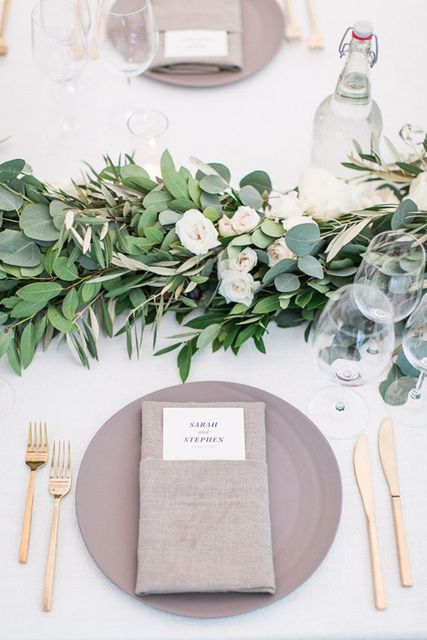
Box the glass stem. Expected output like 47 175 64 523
409 372 425 401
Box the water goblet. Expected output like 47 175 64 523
309 284 395 439
385 295 427 427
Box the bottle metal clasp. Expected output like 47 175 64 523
338 26 379 67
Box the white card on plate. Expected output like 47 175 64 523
164 30 229 59
163 407 245 460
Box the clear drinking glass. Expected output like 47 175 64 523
98 0 158 123
385 295 427 427
309 284 395 439
354 230 426 322
31 0 88 143
127 109 169 178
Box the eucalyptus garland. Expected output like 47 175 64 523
0 127 425 396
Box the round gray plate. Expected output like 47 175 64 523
145 0 284 88
76 381 342 618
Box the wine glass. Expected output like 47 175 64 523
127 109 169 178
385 295 427 427
354 230 425 322
309 284 395 439
31 0 88 144
98 0 158 124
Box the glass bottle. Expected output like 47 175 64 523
311 20 382 177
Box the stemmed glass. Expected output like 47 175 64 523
97 0 158 124
385 295 427 426
31 0 88 144
309 284 395 439
355 230 425 322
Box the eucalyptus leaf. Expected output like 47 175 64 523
262 258 296 284
285 223 320 257
274 273 300 293
239 185 263 209
0 230 41 267
17 281 63 302
0 184 23 210
298 255 324 279
251 228 274 249
391 198 418 230
160 150 189 199
20 203 60 241
239 170 272 195
261 219 285 238
159 209 182 226
199 174 227 194
53 257 78 281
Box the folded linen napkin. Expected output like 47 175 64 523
150 0 243 74
135 401 276 595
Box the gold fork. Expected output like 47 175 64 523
0 0 11 56
283 0 301 41
19 421 49 563
42 440 72 612
306 0 324 50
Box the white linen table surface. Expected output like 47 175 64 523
1 1 427 639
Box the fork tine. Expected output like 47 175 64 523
27 421 32 448
44 422 48 448
50 441 56 477
38 421 42 449
67 441 71 477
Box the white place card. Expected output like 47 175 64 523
164 30 229 59
163 407 245 460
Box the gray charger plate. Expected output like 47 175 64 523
145 0 284 87
76 381 342 618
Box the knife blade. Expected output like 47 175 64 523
354 435 386 610
379 417 413 587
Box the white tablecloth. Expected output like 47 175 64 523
1 1 427 638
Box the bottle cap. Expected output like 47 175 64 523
353 20 373 40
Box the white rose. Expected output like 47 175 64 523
298 168 357 221
356 184 399 209
175 209 220 256
217 257 232 277
267 238 295 266
230 206 260 234
218 269 259 306
408 171 427 209
282 214 315 231
266 191 305 219
231 247 258 272
218 215 235 237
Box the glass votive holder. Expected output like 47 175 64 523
127 110 169 179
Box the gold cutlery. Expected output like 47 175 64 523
379 417 413 587
0 0 11 56
42 440 72 612
283 0 301 41
19 421 49 564
354 435 386 610
305 0 324 50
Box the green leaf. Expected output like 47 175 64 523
20 322 36 368
144 226 164 244
53 256 78 281
0 230 41 267
120 164 157 191
188 176 201 206
62 288 79 320
253 295 281 314
391 199 418 230
0 159 25 181
261 219 285 238
0 184 23 210
199 174 227 194
239 170 272 195
143 189 171 211
80 282 100 304
274 273 300 293
298 255 324 279
239 185 263 209
251 228 273 249
159 209 182 226
49 200 69 231
177 340 195 382
16 281 63 303
234 324 258 348
275 309 305 328
196 323 222 349
207 163 231 183
7 340 21 376
10 299 47 318
154 342 181 356
262 259 296 284
203 207 222 222
160 150 189 199
47 306 76 333
285 223 320 257
0 328 13 358
19 203 60 241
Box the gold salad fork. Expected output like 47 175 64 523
19 422 49 563
42 441 72 612
306 0 324 50
283 0 301 41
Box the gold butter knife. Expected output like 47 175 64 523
354 435 386 610
379 417 413 587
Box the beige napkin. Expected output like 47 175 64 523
135 401 276 595
150 0 243 74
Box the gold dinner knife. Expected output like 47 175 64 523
354 435 386 610
379 417 413 587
